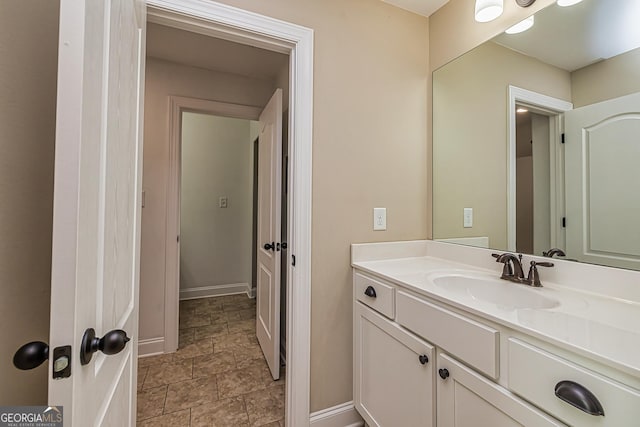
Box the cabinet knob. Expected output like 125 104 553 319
364 286 377 298
555 380 604 416
438 368 450 380
418 354 429 365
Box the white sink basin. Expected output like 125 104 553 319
432 274 560 311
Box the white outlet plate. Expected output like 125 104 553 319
374 208 387 231
463 207 473 228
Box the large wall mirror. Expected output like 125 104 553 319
433 0 640 270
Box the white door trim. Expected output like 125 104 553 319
165 96 263 353
148 2 313 425
507 86 572 252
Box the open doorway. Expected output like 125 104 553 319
137 22 290 425
507 86 573 254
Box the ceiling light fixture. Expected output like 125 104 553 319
557 0 583 6
505 15 535 34
517 108 529 113
475 0 504 23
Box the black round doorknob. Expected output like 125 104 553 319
439 368 450 380
13 341 49 370
418 354 429 365
263 242 275 251
80 328 130 365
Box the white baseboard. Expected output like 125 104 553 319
138 337 165 357
179 282 251 300
310 401 364 427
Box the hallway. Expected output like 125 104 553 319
137 295 285 426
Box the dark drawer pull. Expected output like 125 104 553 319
554 380 604 416
364 286 377 298
438 368 450 380
418 354 429 365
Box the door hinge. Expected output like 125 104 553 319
177 235 180 243
561 133 565 144
562 217 566 228
292 254 296 266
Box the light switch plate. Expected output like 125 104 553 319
374 208 387 231
463 207 473 228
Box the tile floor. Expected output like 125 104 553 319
137 294 285 426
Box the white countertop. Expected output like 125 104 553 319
352 246 640 380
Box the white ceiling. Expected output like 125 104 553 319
146 23 288 81
381 0 449 17
494 0 640 71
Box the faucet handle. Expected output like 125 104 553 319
527 261 554 287
493 253 513 277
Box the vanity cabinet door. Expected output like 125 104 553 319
437 353 566 427
354 302 435 427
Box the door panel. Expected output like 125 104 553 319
49 0 145 425
565 92 640 270
256 89 283 380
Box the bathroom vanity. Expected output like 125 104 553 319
352 240 640 427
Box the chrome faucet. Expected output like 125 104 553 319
543 248 566 258
492 253 554 287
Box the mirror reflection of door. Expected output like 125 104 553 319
515 106 551 255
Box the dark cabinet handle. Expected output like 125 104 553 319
364 286 377 298
418 354 429 365
555 380 604 416
438 368 450 380
263 242 275 251
80 328 130 365
13 341 49 370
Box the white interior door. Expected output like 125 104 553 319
48 1 146 425
256 89 283 380
565 92 640 270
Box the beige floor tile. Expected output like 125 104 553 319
174 338 214 360
164 377 219 414
213 332 251 352
138 353 175 368
137 385 167 421
228 318 256 334
138 409 191 426
225 308 255 322
193 351 237 378
194 322 229 340
180 312 211 329
233 343 265 370
190 396 250 427
195 301 224 315
137 366 148 392
144 359 193 389
216 361 272 399
223 300 256 312
179 328 196 348
244 385 285 427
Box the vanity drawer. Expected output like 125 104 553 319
354 273 395 319
396 290 499 379
508 338 640 427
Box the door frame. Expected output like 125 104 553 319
165 96 262 352
147 1 314 425
507 86 572 252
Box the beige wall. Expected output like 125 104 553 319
143 0 429 411
140 58 276 341
571 47 640 108
180 113 255 292
432 42 570 249
0 0 59 405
